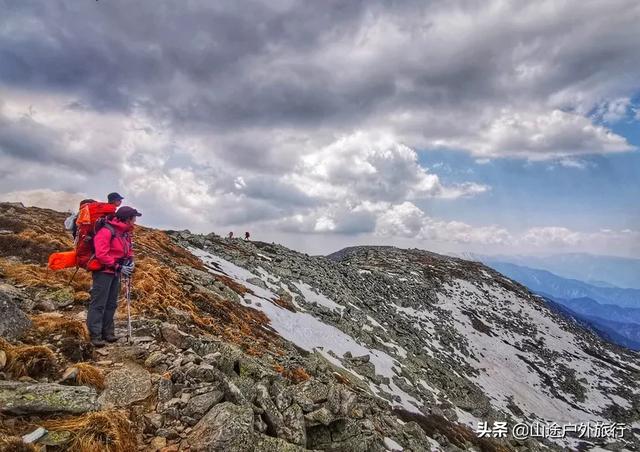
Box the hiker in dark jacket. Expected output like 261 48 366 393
87 206 141 347
107 192 124 207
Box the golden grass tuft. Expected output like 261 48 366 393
0 257 92 294
74 363 105 390
43 410 136 452
31 314 89 342
6 345 58 379
0 434 37 452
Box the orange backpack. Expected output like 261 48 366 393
48 201 116 272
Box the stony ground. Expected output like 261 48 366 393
0 203 638 451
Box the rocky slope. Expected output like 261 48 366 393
0 203 639 452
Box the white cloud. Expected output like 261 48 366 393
440 109 633 160
288 131 487 202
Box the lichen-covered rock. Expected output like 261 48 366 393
187 402 254 452
0 381 98 415
281 403 306 446
304 407 335 427
98 362 151 408
157 374 173 403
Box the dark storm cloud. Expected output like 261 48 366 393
3 0 639 145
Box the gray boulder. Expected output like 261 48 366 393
183 389 224 419
187 402 254 452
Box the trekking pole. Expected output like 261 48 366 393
66 267 79 287
125 276 132 343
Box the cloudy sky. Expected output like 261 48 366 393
1 0 639 257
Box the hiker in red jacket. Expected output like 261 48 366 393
87 206 141 347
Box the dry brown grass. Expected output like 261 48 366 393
0 434 37 452
272 296 296 312
43 410 136 452
1 338 60 379
0 257 92 294
31 314 89 341
6 345 58 379
74 363 105 390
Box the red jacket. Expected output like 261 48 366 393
93 218 134 273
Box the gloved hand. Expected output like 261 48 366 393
120 261 135 277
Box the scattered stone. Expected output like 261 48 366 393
145 350 167 368
35 299 56 312
161 323 192 349
155 428 179 439
145 412 165 429
158 375 174 403
183 390 224 419
48 288 75 308
0 291 31 340
246 277 267 289
98 362 151 408
150 436 167 451
187 402 254 452
304 407 335 426
21 427 47 444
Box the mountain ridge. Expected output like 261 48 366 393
0 203 638 451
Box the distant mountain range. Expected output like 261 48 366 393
481 260 640 351
466 252 640 290
543 297 640 351
484 261 640 309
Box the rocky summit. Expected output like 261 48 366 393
0 203 638 452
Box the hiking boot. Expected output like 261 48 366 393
91 337 106 347
103 335 119 343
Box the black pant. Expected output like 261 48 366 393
87 271 120 339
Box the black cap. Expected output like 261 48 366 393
107 192 124 203
116 206 142 220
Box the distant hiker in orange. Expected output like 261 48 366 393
87 206 141 347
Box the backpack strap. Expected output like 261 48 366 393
104 223 115 238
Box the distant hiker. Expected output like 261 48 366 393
244 231 250 241
86 206 141 347
64 198 95 240
107 192 124 207
227 231 233 240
